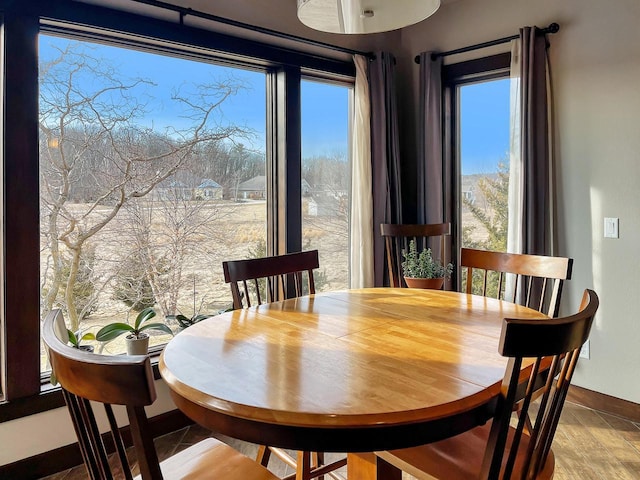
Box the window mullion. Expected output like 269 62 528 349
267 66 302 257
3 11 41 400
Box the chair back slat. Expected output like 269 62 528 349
461 248 573 317
481 289 598 480
104 403 134 480
223 250 319 309
380 223 451 288
62 389 115 480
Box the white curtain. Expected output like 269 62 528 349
350 55 374 288
507 39 523 256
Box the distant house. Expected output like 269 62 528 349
237 175 266 199
154 180 192 201
301 178 312 196
461 173 501 209
461 177 476 205
195 179 223 199
307 195 340 217
236 176 312 200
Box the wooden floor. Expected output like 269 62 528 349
42 402 640 479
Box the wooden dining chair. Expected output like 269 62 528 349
461 248 573 318
222 250 320 309
223 249 346 480
380 223 451 288
376 289 599 480
42 309 279 480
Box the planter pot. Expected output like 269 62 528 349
404 277 445 290
125 333 150 355
77 345 94 353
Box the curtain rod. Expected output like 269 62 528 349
414 23 559 64
127 0 375 59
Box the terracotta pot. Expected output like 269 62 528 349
404 277 445 290
125 333 150 355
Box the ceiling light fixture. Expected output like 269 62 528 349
297 0 441 34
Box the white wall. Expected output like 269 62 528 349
0 379 177 466
398 0 640 403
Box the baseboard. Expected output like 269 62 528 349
4 388 637 479
0 409 194 480
568 385 640 423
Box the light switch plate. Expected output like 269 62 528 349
604 217 619 238
579 340 590 359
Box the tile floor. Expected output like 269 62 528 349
42 402 640 479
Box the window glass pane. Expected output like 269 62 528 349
301 80 351 291
39 34 266 367
460 78 510 252
459 78 510 295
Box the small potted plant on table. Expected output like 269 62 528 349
401 239 453 289
96 307 172 355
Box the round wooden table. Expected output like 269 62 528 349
160 288 547 454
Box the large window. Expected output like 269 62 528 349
459 78 510 252
1 3 355 407
444 54 511 290
38 34 268 362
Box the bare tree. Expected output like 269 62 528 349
118 184 235 318
299 152 350 289
39 41 251 330
462 162 509 252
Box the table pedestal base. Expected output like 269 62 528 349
347 453 402 480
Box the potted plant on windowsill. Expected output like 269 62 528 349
51 326 97 386
67 328 96 352
401 239 453 289
96 307 172 355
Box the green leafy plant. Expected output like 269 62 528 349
67 328 95 349
96 307 172 342
462 162 509 297
173 313 213 329
51 327 96 386
169 306 233 330
401 239 453 279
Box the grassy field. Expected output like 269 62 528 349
40 198 349 364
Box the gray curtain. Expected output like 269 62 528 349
417 52 444 226
519 27 553 255
370 52 402 286
417 52 448 263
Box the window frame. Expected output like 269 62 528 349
0 1 354 420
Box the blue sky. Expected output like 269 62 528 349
39 34 348 159
39 34 506 172
460 79 510 175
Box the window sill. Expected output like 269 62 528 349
0 352 163 424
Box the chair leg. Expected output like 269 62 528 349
257 445 272 467
313 452 324 480
296 451 312 480
268 447 344 480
